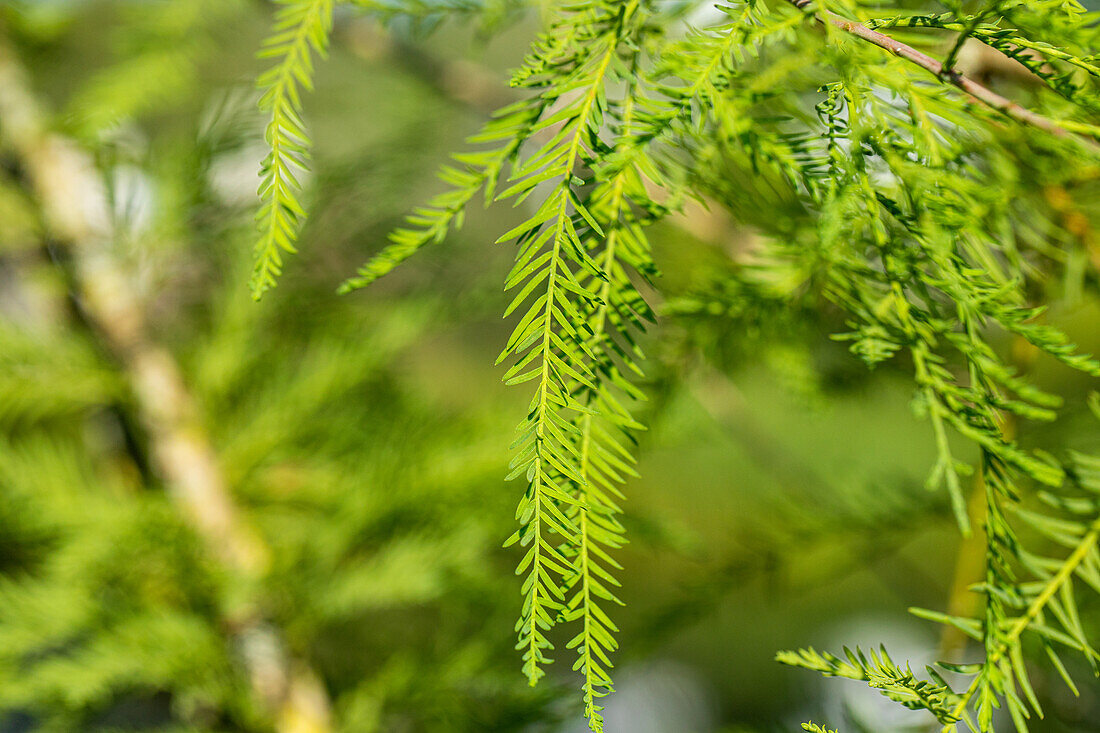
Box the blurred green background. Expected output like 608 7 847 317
0 1 1098 731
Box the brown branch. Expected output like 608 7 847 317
786 0 1093 143
0 38 332 733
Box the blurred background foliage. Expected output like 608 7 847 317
0 0 1098 731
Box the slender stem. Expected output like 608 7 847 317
785 0 1096 142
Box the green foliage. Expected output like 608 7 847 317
62 0 244 140
4 0 1100 729
933 445 1100 732
253 0 530 298
490 3 647 708
246 0 1100 728
0 236 561 731
781 437 1100 732
0 318 246 728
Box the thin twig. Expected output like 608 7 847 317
786 0 1096 143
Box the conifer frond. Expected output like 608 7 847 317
252 0 335 300
256 0 535 299
496 0 644 688
631 1 807 192
783 0 1100 142
781 446 1100 732
643 6 1100 728
331 0 660 707
777 646 964 725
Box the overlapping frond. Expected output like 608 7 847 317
495 0 644 692
335 0 658 715
867 12 1100 117
758 7 1100 727
915 448 1100 732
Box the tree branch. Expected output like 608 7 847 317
786 0 1095 143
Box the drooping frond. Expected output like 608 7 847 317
781 439 1100 732
333 0 660 712
659 4 1100 730
924 448 1100 732
255 0 547 300
251 0 335 299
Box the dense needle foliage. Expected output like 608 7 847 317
250 0 1100 730
1 0 1099 731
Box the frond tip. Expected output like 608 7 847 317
801 723 840 733
251 0 335 300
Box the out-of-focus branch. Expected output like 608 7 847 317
0 39 331 733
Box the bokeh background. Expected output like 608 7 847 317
1 1 1099 731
